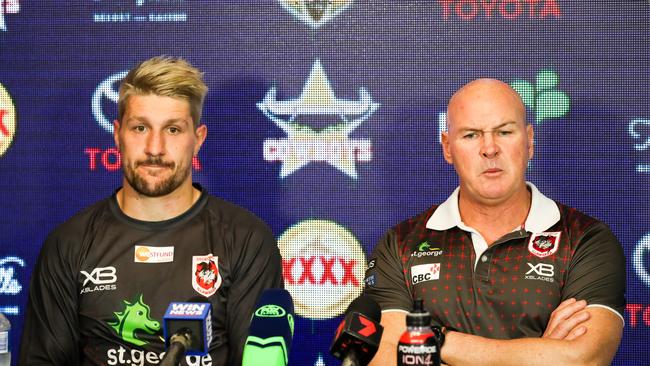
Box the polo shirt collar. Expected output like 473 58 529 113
425 182 560 233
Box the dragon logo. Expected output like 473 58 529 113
528 232 561 258
192 254 222 297
108 294 160 346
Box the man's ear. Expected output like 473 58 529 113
113 120 121 149
441 131 453 164
526 124 534 160
193 124 208 156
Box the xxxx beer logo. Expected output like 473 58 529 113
0 82 17 157
278 0 353 29
278 220 366 319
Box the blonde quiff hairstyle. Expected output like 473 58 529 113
118 56 208 128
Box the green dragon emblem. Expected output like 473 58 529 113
418 242 431 252
108 294 160 346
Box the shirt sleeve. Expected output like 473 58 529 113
226 223 284 365
363 229 412 312
562 222 626 320
19 231 81 365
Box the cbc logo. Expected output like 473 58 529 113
278 220 366 319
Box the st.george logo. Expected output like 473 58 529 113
108 294 161 346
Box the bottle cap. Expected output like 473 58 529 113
406 298 431 327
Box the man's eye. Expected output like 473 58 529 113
168 127 180 134
134 125 146 132
497 130 513 136
463 132 478 139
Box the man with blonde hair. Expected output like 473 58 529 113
20 56 284 365
365 78 625 365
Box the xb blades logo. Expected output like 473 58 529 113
80 266 117 286
259 59 379 179
92 71 128 134
109 294 161 346
510 70 570 124
526 262 554 277
278 0 353 29
0 0 19 32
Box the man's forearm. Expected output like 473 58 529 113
442 309 622 366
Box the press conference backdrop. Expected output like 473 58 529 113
0 1 648 365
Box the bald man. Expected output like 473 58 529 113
364 79 625 366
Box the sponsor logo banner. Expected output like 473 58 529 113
438 0 562 21
633 232 650 287
0 82 17 157
259 59 378 179
410 263 441 285
192 254 222 297
278 220 366 319
527 231 560 258
626 304 650 328
0 0 19 32
278 0 354 29
0 256 25 315
91 0 188 24
134 245 174 263
628 118 650 173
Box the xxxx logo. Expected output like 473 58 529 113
511 70 570 124
108 294 161 346
0 82 16 157
278 0 354 29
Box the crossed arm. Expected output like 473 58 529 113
369 299 623 366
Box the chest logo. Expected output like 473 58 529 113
192 254 222 297
528 232 561 258
410 263 441 285
108 294 161 346
134 245 174 263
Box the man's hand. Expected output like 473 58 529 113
542 298 591 341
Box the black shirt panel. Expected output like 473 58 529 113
364 201 625 340
20 187 284 366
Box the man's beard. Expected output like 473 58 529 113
122 156 190 197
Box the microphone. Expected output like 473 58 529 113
160 300 212 366
330 294 384 366
242 288 295 366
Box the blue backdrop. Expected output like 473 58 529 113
1 1 649 365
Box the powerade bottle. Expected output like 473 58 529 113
0 312 10 366
397 299 440 366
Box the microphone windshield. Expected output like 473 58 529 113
242 288 295 366
346 294 381 322
162 300 212 356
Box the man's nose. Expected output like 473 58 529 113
480 132 500 159
144 131 165 156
